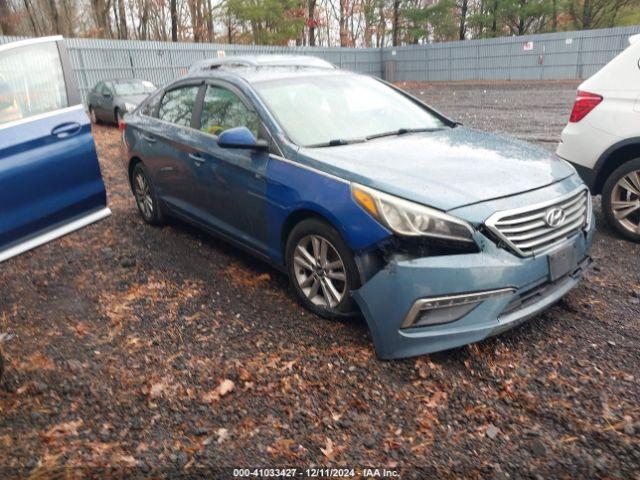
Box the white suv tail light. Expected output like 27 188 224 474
569 90 603 123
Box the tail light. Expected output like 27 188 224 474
569 90 602 123
119 119 128 149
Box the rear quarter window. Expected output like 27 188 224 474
140 91 162 118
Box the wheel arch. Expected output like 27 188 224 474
280 208 349 263
127 156 143 186
593 138 640 194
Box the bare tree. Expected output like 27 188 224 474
391 0 400 45
22 0 40 35
171 0 178 40
376 0 386 47
206 0 215 41
118 0 128 38
0 0 16 35
48 0 62 34
91 0 112 37
308 0 317 45
458 0 468 39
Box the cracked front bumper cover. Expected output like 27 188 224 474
353 223 595 360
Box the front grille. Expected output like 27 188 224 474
485 188 590 256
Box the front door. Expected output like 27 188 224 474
0 36 110 262
189 83 270 253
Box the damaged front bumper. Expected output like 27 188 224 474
353 199 595 360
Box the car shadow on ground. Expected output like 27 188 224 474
158 213 569 368
161 215 374 323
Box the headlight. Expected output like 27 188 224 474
351 183 476 243
124 102 136 112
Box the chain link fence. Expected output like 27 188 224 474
2 25 639 103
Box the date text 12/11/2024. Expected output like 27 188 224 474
232 468 400 478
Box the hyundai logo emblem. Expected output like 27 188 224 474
544 207 566 228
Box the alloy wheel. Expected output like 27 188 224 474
292 234 348 308
134 171 154 220
610 169 640 235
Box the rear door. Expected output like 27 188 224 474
0 36 110 263
142 82 203 215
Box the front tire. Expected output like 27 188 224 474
285 218 360 318
602 158 640 242
131 163 164 226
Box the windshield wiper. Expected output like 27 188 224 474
307 127 443 147
365 127 443 141
307 138 366 148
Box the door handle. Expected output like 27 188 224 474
141 133 156 143
189 153 205 165
51 122 81 139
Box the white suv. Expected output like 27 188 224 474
557 34 640 242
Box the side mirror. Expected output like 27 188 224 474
217 126 268 151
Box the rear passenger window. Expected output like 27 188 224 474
0 42 69 126
158 86 199 127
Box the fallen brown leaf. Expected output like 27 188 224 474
201 378 235 403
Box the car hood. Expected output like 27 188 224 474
118 94 148 105
299 127 576 212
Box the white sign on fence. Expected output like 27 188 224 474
523 42 534 51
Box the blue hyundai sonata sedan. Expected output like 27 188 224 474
121 56 594 359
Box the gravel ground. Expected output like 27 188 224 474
1 81 639 478
408 80 580 148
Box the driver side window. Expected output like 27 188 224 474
200 85 259 138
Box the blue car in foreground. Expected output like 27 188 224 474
0 36 110 264
121 56 594 359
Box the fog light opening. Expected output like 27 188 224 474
401 288 516 329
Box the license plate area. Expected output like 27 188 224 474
548 242 578 282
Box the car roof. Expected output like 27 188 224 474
185 55 358 85
188 55 335 74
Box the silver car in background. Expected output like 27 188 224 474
87 78 156 125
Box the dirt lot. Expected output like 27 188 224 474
1 82 639 478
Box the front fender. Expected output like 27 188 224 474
265 155 391 265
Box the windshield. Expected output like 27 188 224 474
253 74 445 147
113 80 156 96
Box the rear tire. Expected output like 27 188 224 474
285 218 360 318
131 163 164 226
602 158 640 242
